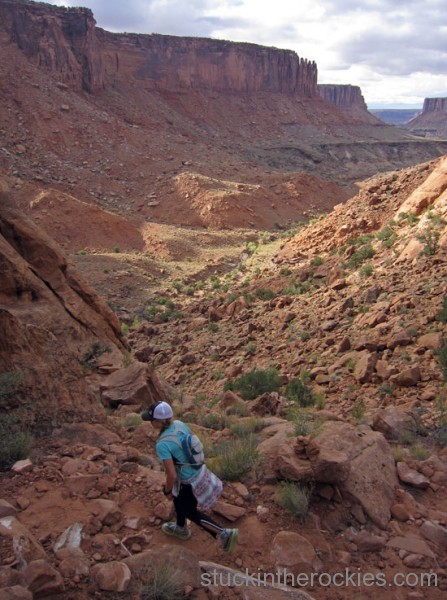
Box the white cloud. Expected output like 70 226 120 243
31 0 447 107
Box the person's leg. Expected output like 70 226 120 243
161 486 191 539
180 485 239 552
179 484 222 538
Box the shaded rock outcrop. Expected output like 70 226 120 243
0 195 164 426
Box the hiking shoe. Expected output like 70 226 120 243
220 528 239 553
161 522 191 540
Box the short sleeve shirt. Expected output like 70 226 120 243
155 420 198 480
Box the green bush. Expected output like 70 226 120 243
223 367 281 400
276 481 313 522
254 288 276 301
285 371 314 407
212 434 260 481
348 244 375 269
0 414 32 471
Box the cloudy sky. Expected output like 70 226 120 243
37 0 447 108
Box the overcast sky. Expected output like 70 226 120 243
37 0 447 108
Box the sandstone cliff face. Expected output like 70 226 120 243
0 0 103 91
422 97 447 113
404 97 447 139
99 31 317 96
317 84 380 124
0 0 316 97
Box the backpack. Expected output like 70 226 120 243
161 421 205 469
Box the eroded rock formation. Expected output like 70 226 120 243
317 84 380 123
404 97 447 139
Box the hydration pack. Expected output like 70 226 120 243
161 421 205 468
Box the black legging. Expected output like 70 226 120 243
173 484 224 538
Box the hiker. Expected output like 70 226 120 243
141 400 239 553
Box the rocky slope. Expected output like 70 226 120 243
1 157 446 599
404 98 447 140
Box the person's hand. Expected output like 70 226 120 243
163 486 172 497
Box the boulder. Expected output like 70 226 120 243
372 408 416 440
396 463 430 489
0 517 47 564
271 531 322 575
100 361 164 407
90 561 131 592
307 422 398 529
23 560 65 597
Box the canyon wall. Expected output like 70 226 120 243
317 84 380 123
0 0 317 97
98 30 317 96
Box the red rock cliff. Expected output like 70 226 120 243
0 0 103 91
317 84 380 124
317 84 367 110
0 0 317 97
98 30 317 96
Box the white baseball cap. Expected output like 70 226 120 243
142 401 173 421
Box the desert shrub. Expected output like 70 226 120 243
122 414 142 429
0 414 33 471
223 367 281 400
276 481 313 521
359 263 374 277
254 288 276 301
392 446 406 463
198 412 230 431
436 342 447 380
311 255 324 267
418 228 440 256
437 296 447 323
410 444 430 461
351 398 366 421
347 233 374 247
287 407 321 437
285 371 314 407
226 403 250 417
348 244 375 269
212 434 260 481
230 417 264 437
80 342 110 371
0 371 23 407
145 297 182 323
141 563 184 600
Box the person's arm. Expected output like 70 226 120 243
162 458 177 494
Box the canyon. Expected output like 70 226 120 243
0 1 447 599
